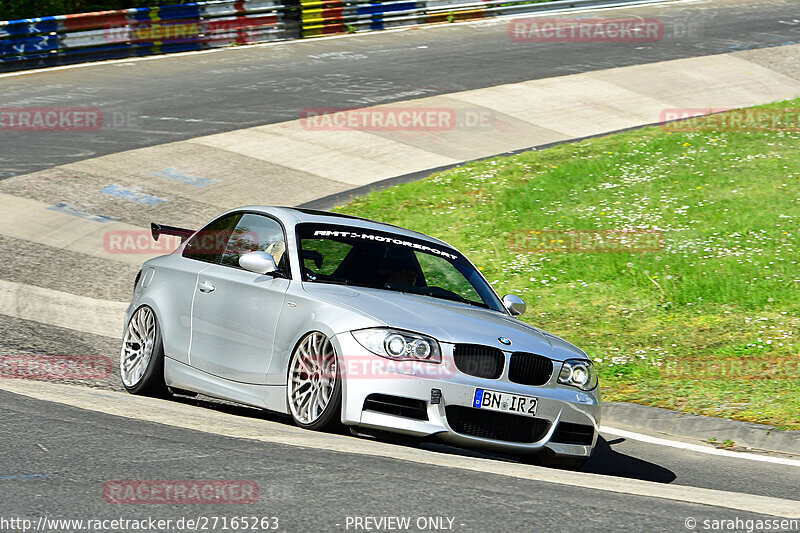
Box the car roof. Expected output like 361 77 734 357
228 206 453 248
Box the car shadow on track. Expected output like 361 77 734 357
418 437 675 483
169 393 676 483
581 437 676 483
169 393 294 423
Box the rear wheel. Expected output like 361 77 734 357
287 332 342 431
120 306 169 397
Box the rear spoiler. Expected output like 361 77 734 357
151 222 195 243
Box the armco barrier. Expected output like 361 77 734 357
0 0 669 72
0 1 289 71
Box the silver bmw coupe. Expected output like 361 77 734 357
121 206 600 468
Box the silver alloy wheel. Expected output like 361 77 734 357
288 332 338 425
120 306 156 388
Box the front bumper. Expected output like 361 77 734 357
333 332 601 457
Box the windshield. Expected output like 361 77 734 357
296 223 504 312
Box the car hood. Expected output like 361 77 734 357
302 283 587 362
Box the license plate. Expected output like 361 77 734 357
473 389 537 417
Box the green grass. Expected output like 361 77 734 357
336 99 800 430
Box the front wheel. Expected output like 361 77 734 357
287 332 342 431
120 306 169 397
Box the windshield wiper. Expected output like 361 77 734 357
308 279 489 309
306 278 383 290
394 286 490 309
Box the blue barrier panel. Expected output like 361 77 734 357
0 19 59 37
356 1 418 15
355 1 418 30
0 35 59 58
128 4 202 22
156 3 202 20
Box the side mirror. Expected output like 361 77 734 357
502 294 526 316
239 251 279 275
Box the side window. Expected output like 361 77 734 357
220 213 288 274
182 213 242 264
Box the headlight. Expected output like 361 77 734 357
352 329 441 363
558 359 598 391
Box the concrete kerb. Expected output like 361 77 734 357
603 401 800 456
299 120 669 210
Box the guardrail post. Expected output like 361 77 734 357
281 0 303 39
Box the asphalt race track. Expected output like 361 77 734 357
1 0 800 179
1 389 797 532
1 0 800 531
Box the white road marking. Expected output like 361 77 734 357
0 0 686 79
0 379 798 518
601 425 800 467
139 116 206 123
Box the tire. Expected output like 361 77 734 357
287 331 342 431
120 306 169 397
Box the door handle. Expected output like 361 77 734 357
199 281 215 293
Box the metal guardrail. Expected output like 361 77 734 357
0 0 669 71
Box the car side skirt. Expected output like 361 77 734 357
164 357 289 414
